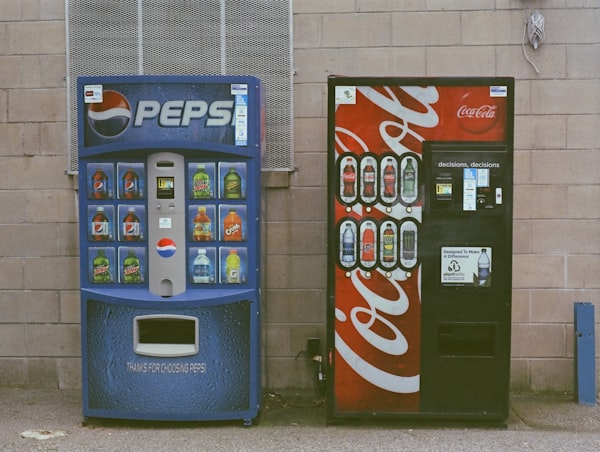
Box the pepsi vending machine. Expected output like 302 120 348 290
328 77 514 423
77 75 264 424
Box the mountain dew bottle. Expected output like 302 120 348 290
122 250 141 283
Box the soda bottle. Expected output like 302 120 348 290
383 158 396 198
122 168 140 199
341 223 355 264
122 250 142 283
342 157 356 198
477 248 490 286
382 223 395 262
91 206 110 241
362 158 376 198
223 208 243 241
193 248 212 283
91 167 109 199
225 249 241 283
193 206 212 241
92 249 111 283
402 158 416 198
402 230 416 260
361 224 375 262
192 164 211 199
223 167 242 199
122 207 141 241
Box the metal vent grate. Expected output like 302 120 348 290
66 0 293 172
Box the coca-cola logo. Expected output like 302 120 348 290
456 93 498 134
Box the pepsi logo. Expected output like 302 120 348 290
87 90 131 137
456 92 499 134
156 238 176 258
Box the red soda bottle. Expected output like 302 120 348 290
91 168 109 199
122 168 140 199
362 158 376 198
122 207 141 241
361 225 375 262
342 157 356 198
383 158 396 198
91 206 110 241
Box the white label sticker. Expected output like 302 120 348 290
159 217 172 229
335 86 356 104
490 85 507 97
83 85 103 103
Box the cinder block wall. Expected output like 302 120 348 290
1 0 599 394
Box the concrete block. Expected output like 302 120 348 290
59 290 80 323
293 0 355 14
291 153 326 187
513 185 567 219
513 220 531 254
41 122 68 155
497 44 566 79
24 323 80 357
530 359 573 393
0 224 58 257
24 358 59 389
0 290 59 323
532 81 600 115
357 0 424 12
294 83 325 118
57 357 81 390
0 258 24 290
532 150 600 185
264 220 326 255
511 323 565 358
0 192 28 223
264 289 326 324
27 190 77 223
567 185 600 219
7 21 65 55
293 14 321 49
294 117 327 153
426 46 495 76
354 47 426 77
0 358 27 388
23 256 79 290
509 358 530 393
566 114 600 150
567 255 600 289
8 88 66 122
0 124 40 157
511 289 530 323
512 254 565 289
264 187 327 222
531 290 581 323
461 11 515 45
265 254 326 290
514 115 566 151
0 325 26 356
531 220 600 254
323 13 391 48
392 12 460 46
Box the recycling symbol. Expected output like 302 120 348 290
448 260 461 272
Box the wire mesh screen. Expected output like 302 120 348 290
66 0 293 172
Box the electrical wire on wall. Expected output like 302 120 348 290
522 9 545 74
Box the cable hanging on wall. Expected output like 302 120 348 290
522 9 545 74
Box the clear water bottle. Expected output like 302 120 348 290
193 249 211 283
341 223 355 264
477 249 490 286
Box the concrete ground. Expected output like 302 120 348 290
1 388 600 451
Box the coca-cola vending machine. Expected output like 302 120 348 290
77 75 264 424
328 77 514 423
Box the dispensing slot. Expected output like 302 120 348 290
438 323 495 357
134 315 198 357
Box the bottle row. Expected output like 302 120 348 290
89 246 248 285
88 204 247 242
88 161 247 200
338 218 419 271
338 152 419 206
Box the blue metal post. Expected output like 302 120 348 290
574 302 596 406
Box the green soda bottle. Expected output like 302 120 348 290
223 167 242 199
92 249 111 283
122 250 141 283
192 164 211 199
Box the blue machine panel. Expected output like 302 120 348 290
77 75 263 424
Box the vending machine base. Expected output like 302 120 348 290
81 290 260 425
